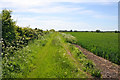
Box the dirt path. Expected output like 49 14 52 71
74 44 119 78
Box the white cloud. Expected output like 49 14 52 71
21 6 83 13
11 14 93 31
0 0 118 14
31 20 93 31
0 0 117 31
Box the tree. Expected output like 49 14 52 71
74 30 77 32
49 29 55 32
96 30 100 33
2 9 16 42
35 28 37 30
115 30 118 33
70 30 72 32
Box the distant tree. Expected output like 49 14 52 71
91 31 93 32
58 30 68 32
96 30 101 33
35 28 37 30
115 30 118 33
70 30 72 32
58 30 62 32
65 30 67 32
74 30 77 32
49 29 55 32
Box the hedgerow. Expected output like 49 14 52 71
1 9 45 78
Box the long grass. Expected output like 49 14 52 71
3 32 102 78
3 32 87 78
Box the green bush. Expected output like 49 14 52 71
61 33 77 43
2 9 16 43
1 9 44 78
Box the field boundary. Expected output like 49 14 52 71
73 44 119 78
62 43 92 78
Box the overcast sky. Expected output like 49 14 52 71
0 0 119 31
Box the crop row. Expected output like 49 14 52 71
67 32 119 65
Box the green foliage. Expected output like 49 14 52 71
2 9 16 42
67 32 119 65
61 33 77 44
68 44 101 78
3 32 89 78
49 29 55 32
1 9 44 78
0 13 2 38
1 9 102 78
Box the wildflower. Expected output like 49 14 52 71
64 72 67 75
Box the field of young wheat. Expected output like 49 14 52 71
66 32 119 65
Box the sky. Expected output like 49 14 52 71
0 0 119 31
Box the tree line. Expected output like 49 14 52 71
58 30 120 33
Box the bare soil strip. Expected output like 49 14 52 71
74 44 119 78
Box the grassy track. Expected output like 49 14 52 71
27 32 90 78
4 32 101 78
21 32 89 78
66 32 119 64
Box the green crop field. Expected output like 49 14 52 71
66 32 119 65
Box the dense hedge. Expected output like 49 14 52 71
1 9 45 77
2 9 44 56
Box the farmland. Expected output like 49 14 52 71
2 32 101 78
66 32 119 65
1 9 119 78
1 9 102 78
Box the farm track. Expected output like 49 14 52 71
63 43 92 78
74 44 120 78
